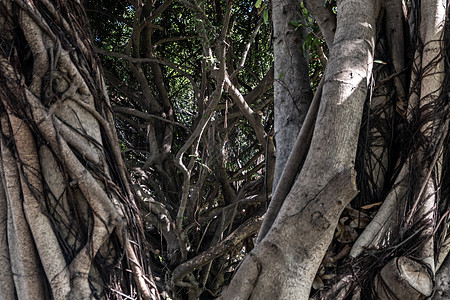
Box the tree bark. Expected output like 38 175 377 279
258 0 315 244
272 0 313 190
0 0 158 298
304 0 336 48
221 0 376 297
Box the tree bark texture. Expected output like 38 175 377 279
311 0 450 298
258 0 315 244
304 0 336 48
272 0 313 190
258 0 338 242
0 1 158 299
221 0 376 298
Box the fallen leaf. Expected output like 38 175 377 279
322 273 336 280
361 202 383 210
313 275 324 290
336 224 358 243
350 217 371 229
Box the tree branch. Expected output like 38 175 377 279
172 214 263 286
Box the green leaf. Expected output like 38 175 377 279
263 9 269 24
289 20 302 27
302 8 309 17
302 33 315 57
302 41 308 58
255 0 262 9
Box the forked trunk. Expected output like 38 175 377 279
221 0 376 298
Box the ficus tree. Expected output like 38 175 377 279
2 0 450 299
2 0 276 299
0 0 158 298
223 0 450 299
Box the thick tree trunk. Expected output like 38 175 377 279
221 0 376 298
271 0 313 190
257 0 314 243
0 1 158 299
258 0 337 242
347 1 446 298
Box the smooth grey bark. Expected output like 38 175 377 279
221 0 376 298
257 77 323 242
272 0 313 190
304 0 336 48
258 0 337 242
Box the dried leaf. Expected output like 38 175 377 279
334 245 351 261
317 265 325 276
335 221 345 237
322 251 337 267
346 206 370 219
340 216 349 223
313 275 325 290
322 273 336 280
360 202 383 210
396 101 406 116
336 225 358 243
350 217 371 229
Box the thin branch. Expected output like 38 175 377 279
153 35 196 47
173 31 228 259
96 47 200 102
230 17 264 80
113 106 191 132
224 73 267 146
171 213 263 286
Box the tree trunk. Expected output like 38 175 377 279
271 0 313 191
221 0 376 298
257 0 314 244
0 1 158 299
